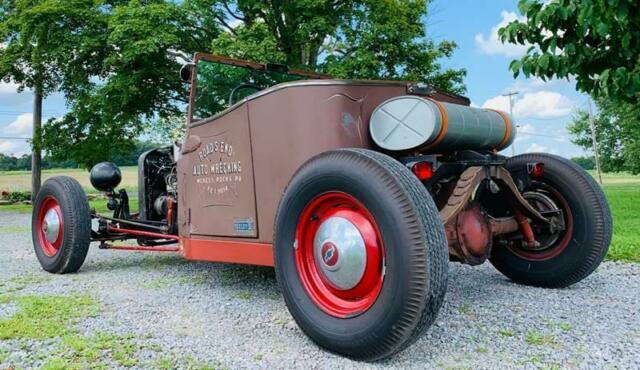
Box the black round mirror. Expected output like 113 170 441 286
180 63 194 83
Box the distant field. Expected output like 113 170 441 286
0 166 138 194
0 167 638 262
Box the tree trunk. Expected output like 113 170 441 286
31 83 42 202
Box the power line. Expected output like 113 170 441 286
0 109 64 113
518 132 568 139
0 136 31 140
525 115 573 121
502 91 519 155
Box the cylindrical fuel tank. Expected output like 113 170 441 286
369 96 516 153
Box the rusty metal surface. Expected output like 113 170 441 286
438 165 552 265
444 203 520 266
188 80 408 128
179 104 259 238
178 82 406 243
491 166 550 225
439 166 549 226
490 216 520 235
439 167 486 225
248 84 406 242
100 244 181 252
444 203 491 265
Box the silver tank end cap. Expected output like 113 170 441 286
369 96 442 151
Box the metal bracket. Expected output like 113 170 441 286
439 166 551 226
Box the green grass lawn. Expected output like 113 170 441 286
602 183 640 262
0 166 138 194
0 198 139 215
0 168 638 262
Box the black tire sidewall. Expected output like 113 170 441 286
490 153 612 287
32 177 91 273
274 149 446 359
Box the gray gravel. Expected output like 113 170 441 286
1 210 639 369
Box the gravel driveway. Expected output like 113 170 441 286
1 210 638 369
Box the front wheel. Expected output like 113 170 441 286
489 153 612 288
274 149 448 361
32 176 91 273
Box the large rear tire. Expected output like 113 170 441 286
274 148 448 361
32 176 91 273
489 153 612 288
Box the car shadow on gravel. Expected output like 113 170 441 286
81 251 278 286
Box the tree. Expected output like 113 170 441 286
213 0 466 93
230 0 352 68
499 0 640 103
571 156 595 171
322 0 464 93
567 99 640 174
40 0 223 168
5 0 465 169
1 0 112 195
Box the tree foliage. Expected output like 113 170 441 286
214 0 466 93
499 0 640 103
39 0 220 168
2 0 465 168
567 99 640 174
571 156 595 171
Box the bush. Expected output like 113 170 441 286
1 190 31 203
572 156 595 171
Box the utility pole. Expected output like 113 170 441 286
502 91 519 156
32 79 43 202
588 99 603 185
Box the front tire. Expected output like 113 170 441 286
489 153 612 288
274 149 448 361
32 176 91 273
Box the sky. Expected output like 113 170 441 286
0 0 590 159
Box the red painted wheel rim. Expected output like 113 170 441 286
508 186 573 261
36 196 64 257
294 192 385 318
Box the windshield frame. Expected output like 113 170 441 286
187 53 331 125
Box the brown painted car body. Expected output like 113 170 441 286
177 53 479 266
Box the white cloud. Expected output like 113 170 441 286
0 140 29 156
475 11 530 57
0 140 18 153
502 76 577 95
482 91 574 119
518 123 537 134
5 113 34 137
0 81 20 94
515 91 574 118
526 143 550 153
482 95 510 112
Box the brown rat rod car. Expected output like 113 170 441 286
32 53 612 361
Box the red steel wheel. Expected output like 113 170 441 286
274 149 448 361
294 192 384 318
32 176 91 274
489 153 612 288
506 186 574 261
35 196 64 257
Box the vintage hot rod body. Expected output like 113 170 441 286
31 53 612 361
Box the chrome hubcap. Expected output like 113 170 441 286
313 216 366 290
43 208 61 243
